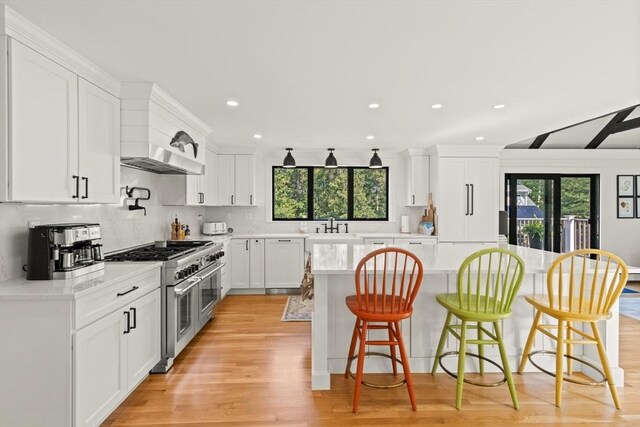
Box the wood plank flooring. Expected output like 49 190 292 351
104 293 640 426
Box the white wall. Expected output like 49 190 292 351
205 149 426 235
500 149 640 267
0 166 205 280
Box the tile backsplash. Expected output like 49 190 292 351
0 166 205 281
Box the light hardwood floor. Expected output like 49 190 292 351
104 293 640 426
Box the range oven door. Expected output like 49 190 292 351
196 262 224 332
168 277 198 359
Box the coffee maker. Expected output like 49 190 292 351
26 223 105 280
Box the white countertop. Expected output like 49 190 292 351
0 262 162 300
229 232 436 239
312 243 562 275
231 233 309 239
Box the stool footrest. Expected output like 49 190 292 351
346 352 407 389
438 351 507 387
526 350 606 386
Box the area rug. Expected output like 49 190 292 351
622 288 639 294
619 298 640 321
281 295 313 322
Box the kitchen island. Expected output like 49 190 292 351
310 243 625 390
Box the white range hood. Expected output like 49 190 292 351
120 82 212 175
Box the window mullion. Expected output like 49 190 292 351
308 167 314 220
347 167 354 220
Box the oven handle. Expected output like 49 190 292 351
174 277 201 296
195 262 225 281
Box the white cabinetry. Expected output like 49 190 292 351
161 148 219 206
364 238 393 245
230 238 264 288
392 237 437 245
265 239 305 288
406 152 430 206
0 266 161 427
5 38 120 203
436 155 499 243
216 154 256 206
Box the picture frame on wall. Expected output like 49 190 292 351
617 175 634 196
618 197 634 218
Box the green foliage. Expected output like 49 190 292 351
273 167 388 220
520 177 590 219
313 168 348 219
521 218 544 238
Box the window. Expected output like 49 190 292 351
272 166 389 221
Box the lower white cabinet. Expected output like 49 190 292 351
265 239 304 288
0 266 161 427
230 238 264 288
364 238 393 245
392 237 437 245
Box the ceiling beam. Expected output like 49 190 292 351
611 117 640 134
529 133 550 149
585 107 635 149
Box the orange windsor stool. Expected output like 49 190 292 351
344 247 424 413
517 249 629 409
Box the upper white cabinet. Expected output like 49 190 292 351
265 239 304 288
161 148 218 206
3 35 120 203
434 149 499 243
216 154 256 206
406 152 430 206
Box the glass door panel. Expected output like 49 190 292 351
509 177 554 251
560 177 595 253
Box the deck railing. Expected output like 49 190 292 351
515 216 591 252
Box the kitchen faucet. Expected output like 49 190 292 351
322 218 348 233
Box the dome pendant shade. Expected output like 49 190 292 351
283 148 296 168
369 149 382 168
325 148 338 168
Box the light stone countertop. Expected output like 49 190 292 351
229 232 436 239
0 262 162 300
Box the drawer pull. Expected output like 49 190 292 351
117 286 139 297
278 239 291 242
409 242 422 245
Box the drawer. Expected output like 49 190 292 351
75 268 160 330
392 238 437 245
363 238 393 245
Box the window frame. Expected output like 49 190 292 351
271 166 390 222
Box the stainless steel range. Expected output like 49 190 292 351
106 240 225 372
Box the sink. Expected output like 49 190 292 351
307 233 360 240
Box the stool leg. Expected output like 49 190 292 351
345 318 361 378
395 321 417 411
455 320 468 410
555 320 565 408
388 322 398 376
478 321 484 376
518 310 542 374
494 321 519 410
353 320 368 414
432 311 452 374
566 321 573 376
591 321 622 409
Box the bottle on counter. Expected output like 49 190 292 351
185 225 191 237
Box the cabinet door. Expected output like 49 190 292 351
8 39 79 202
126 289 161 391
217 154 235 205
78 78 120 203
250 238 265 288
184 176 201 206
204 149 217 205
407 155 429 206
437 158 468 242
466 158 499 242
235 155 255 205
265 239 304 288
75 309 127 427
230 239 250 288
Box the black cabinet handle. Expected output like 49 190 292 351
72 175 79 199
123 311 131 334
81 177 89 199
409 242 422 245
250 195 253 205
470 184 474 216
465 184 469 215
117 285 139 297
278 239 291 242
201 193 205 204
231 195 234 205
245 240 248 251
412 195 415 205
130 307 137 329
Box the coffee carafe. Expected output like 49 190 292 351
26 223 105 280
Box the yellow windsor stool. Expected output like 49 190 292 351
517 248 629 409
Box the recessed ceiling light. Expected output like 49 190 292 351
431 104 443 109
366 135 375 140
475 136 485 141
368 103 380 109
493 104 505 109
253 134 262 139
226 100 239 107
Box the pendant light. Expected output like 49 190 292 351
369 149 382 169
282 148 296 168
324 148 338 168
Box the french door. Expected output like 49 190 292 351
505 174 599 253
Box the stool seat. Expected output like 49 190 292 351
436 293 513 321
346 295 412 322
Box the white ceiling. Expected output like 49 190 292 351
6 0 640 151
